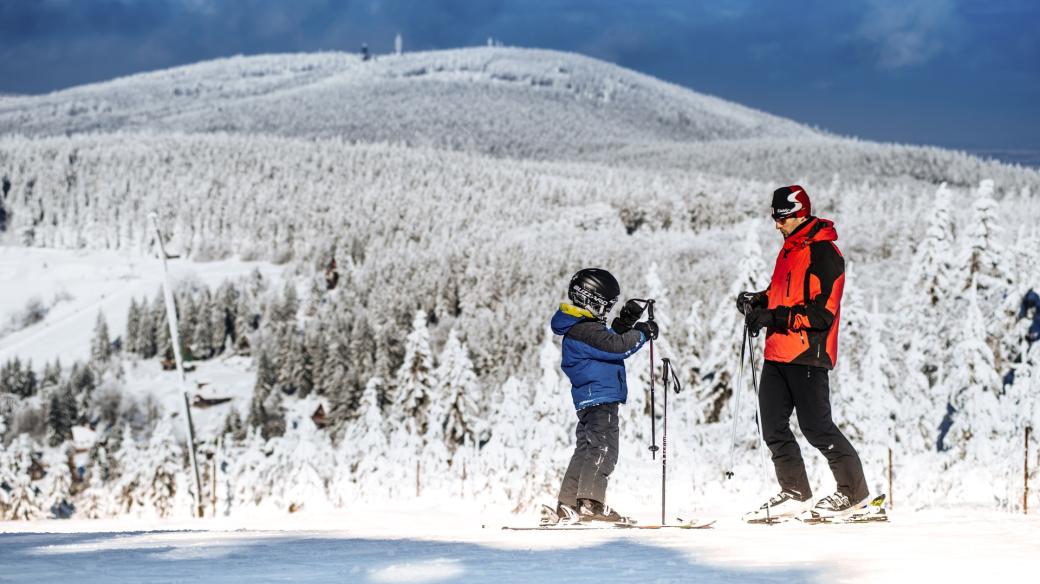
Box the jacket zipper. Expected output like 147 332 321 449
785 273 792 298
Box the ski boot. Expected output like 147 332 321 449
539 502 580 526
808 491 869 519
799 494 889 524
743 490 812 524
577 498 635 525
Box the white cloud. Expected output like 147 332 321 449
857 0 959 68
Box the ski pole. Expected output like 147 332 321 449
746 324 770 474
724 323 749 480
661 357 670 525
644 299 658 460
660 357 682 525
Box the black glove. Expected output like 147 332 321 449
745 306 790 335
735 291 767 315
634 320 659 341
611 299 645 333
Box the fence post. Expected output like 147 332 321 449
1026 426 1032 515
888 447 894 510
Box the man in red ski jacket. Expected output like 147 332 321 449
737 185 870 521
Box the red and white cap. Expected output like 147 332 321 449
771 185 812 220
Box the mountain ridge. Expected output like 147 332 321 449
0 47 817 159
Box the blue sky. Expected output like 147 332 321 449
1 0 1037 151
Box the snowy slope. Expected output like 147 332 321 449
0 48 816 159
1 506 1038 583
0 246 283 365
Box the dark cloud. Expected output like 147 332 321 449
0 0 1036 150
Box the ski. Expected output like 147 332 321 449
798 494 889 525
615 520 716 530
746 494 889 525
501 524 621 531
502 520 714 531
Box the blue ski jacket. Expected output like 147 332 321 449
550 303 647 411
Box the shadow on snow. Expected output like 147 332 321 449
0 530 818 583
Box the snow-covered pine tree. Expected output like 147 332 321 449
683 299 706 409
155 292 174 362
322 321 356 427
40 447 72 518
394 310 436 436
46 390 74 447
90 310 111 363
628 262 676 430
516 330 570 509
419 391 451 496
177 292 197 361
40 358 62 389
112 425 147 515
0 427 15 518
0 357 36 397
696 223 766 424
288 330 315 398
835 293 900 487
947 279 1002 463
270 280 298 324
248 349 282 438
224 429 268 510
304 327 327 397
342 377 386 500
191 289 216 360
347 312 377 399
125 298 142 355
233 292 254 354
266 419 334 513
213 282 238 355
475 376 529 509
896 183 960 388
137 298 157 358
435 329 482 450
145 420 183 518
77 461 109 519
962 180 1010 295
6 435 44 520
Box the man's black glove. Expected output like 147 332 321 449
735 291 767 315
745 306 791 335
634 320 659 341
611 299 645 333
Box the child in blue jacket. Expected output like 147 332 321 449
545 268 658 524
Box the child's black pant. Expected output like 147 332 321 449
558 402 620 506
759 360 869 501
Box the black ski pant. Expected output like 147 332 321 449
759 360 869 502
558 402 620 507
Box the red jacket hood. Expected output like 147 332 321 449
783 217 837 251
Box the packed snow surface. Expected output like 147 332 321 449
2 504 1038 583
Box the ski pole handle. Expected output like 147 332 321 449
646 298 655 322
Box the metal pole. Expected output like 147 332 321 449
661 358 672 526
211 438 219 517
1026 426 1032 515
149 213 204 518
724 325 749 480
646 300 658 460
888 447 894 510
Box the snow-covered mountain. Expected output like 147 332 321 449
0 48 816 159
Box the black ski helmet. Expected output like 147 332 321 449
568 268 620 318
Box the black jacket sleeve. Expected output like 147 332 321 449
788 241 844 331
566 321 644 356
